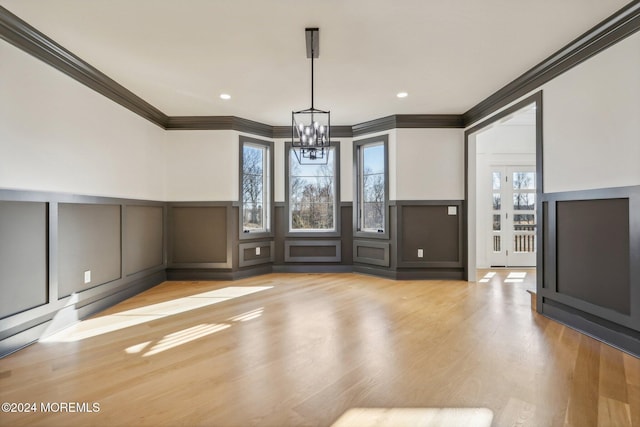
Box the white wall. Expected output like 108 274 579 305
338 138 354 203
0 41 166 200
395 128 464 200
164 130 240 201
274 139 286 202
543 31 640 192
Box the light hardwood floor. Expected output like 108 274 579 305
0 271 638 426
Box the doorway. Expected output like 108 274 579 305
465 91 542 281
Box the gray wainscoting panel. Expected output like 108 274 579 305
556 198 630 315
397 203 462 267
0 201 48 318
125 205 164 276
353 240 390 267
284 240 341 262
0 190 167 358
58 203 122 298
542 201 551 290
340 204 354 265
170 206 228 265
239 241 275 267
540 185 640 357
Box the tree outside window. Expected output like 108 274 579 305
288 146 336 232
240 139 271 235
354 136 388 238
359 142 386 232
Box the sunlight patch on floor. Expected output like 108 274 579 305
479 271 496 283
41 286 272 343
142 323 231 357
125 306 265 357
331 407 493 427
229 308 264 322
505 271 527 283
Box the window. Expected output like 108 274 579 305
286 144 339 233
354 135 388 238
240 137 273 237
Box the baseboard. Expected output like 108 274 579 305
272 265 353 274
542 300 640 358
166 266 274 281
395 269 465 280
353 265 464 280
352 265 398 280
166 269 237 281
0 319 52 358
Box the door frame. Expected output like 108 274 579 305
464 91 543 299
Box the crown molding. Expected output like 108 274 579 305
0 6 169 129
396 114 465 129
352 114 464 137
463 0 640 126
2 2 639 135
166 116 273 137
352 116 397 137
165 116 235 130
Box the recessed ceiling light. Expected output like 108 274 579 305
397 92 408 98
220 93 231 100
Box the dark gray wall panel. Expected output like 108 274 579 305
556 198 630 314
289 245 335 258
274 205 286 264
542 201 550 289
238 241 274 267
170 206 227 263
400 205 459 263
358 246 386 260
244 246 271 260
284 240 341 262
353 240 390 267
125 205 164 275
0 201 48 318
58 204 122 298
340 204 353 264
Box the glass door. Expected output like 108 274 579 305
490 166 536 267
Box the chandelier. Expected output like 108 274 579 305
292 28 330 164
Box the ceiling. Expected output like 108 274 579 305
0 0 631 126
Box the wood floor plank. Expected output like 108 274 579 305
624 353 640 387
0 271 638 427
599 343 629 403
628 384 640 427
565 335 601 426
597 396 632 427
